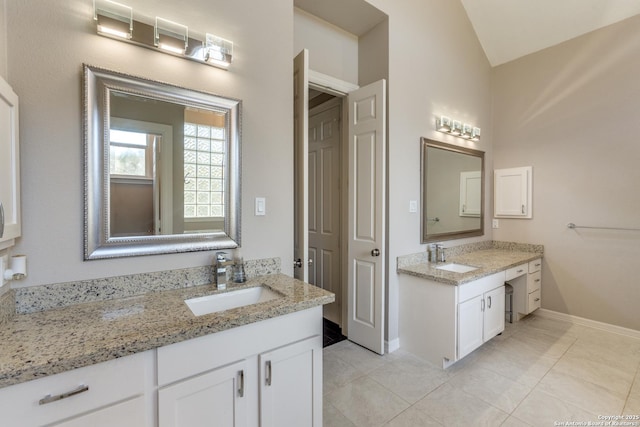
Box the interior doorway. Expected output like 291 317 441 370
307 95 343 326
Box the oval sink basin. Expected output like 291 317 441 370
435 263 478 273
185 286 282 316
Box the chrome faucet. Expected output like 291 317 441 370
213 252 235 290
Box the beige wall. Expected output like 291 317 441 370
365 0 493 346
7 0 294 287
294 8 359 85
0 0 6 79
492 15 640 330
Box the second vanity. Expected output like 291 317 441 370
0 272 333 427
397 242 543 369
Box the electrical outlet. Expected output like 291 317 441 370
492 219 499 229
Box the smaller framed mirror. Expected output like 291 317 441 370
84 65 241 259
421 138 484 243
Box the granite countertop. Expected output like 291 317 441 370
398 248 543 285
0 273 334 389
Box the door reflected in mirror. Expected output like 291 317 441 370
421 138 484 243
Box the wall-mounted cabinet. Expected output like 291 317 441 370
0 76 20 250
494 166 532 219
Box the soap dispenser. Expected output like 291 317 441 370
233 248 246 283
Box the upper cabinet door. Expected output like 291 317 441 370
0 76 20 250
494 166 532 219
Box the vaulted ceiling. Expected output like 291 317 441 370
295 0 640 67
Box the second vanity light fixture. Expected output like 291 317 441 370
93 0 233 70
436 116 481 141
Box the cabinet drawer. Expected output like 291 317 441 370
527 289 541 313
527 271 541 293
505 264 527 281
458 271 506 303
528 259 542 273
0 351 151 427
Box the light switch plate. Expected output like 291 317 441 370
492 219 499 229
255 197 266 216
409 200 418 213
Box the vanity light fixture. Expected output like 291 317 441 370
155 17 188 55
92 1 233 70
435 115 481 141
94 0 133 40
205 34 234 68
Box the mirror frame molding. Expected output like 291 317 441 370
420 137 484 243
83 64 241 260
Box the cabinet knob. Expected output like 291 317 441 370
371 248 381 257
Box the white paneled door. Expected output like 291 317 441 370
308 102 342 325
347 80 386 355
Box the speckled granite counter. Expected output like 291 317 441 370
397 242 543 285
0 274 334 389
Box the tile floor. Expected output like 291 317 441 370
323 314 640 426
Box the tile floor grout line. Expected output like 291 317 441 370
622 359 640 413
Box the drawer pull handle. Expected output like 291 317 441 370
521 204 525 214
517 269 524 274
535 279 541 283
39 385 89 405
487 296 492 309
534 298 540 302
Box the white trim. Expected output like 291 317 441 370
309 69 359 97
536 309 640 340
385 338 400 353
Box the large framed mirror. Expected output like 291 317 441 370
421 138 484 243
83 64 241 259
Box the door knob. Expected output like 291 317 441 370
294 258 313 268
371 248 381 257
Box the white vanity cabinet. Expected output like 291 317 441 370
259 337 320 427
494 166 532 219
399 271 506 368
158 359 249 427
0 75 21 250
508 258 542 320
0 350 155 427
157 307 323 427
457 273 505 359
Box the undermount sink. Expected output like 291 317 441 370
435 263 478 274
185 285 282 316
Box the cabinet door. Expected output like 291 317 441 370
260 336 322 427
483 286 505 341
459 171 482 217
457 295 484 359
159 359 247 427
51 396 147 427
0 76 20 248
494 166 532 218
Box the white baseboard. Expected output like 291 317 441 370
536 309 640 340
385 338 400 353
